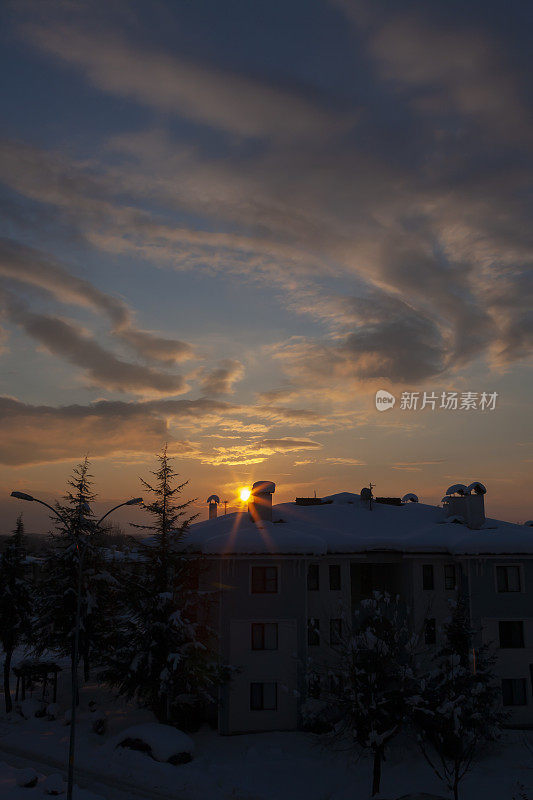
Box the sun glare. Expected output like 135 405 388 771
239 488 251 502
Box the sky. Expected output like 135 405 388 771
0 0 531 530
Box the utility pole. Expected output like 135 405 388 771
223 499 228 515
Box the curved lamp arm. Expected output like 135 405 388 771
11 491 143 530
96 497 143 527
11 491 68 528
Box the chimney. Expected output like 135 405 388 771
248 480 276 523
207 494 220 520
445 482 486 529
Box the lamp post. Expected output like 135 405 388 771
10 491 143 800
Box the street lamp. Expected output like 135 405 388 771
11 491 143 800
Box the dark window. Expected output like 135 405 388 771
251 566 278 593
307 673 321 699
308 617 320 646
329 564 341 591
307 564 320 591
423 564 434 590
251 622 278 650
330 618 342 646
499 621 525 648
424 618 436 646
496 566 521 593
250 682 277 711
501 678 527 706
444 564 456 590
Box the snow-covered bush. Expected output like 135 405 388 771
15 767 38 788
111 722 194 764
42 773 65 795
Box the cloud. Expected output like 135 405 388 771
1 4 530 396
22 23 352 141
200 359 244 396
0 237 193 365
203 436 322 466
0 395 233 465
258 438 322 451
0 292 188 395
272 305 447 387
392 459 446 471
334 1 532 144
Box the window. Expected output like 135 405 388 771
330 619 342 646
307 564 320 591
444 564 457 590
423 564 434 590
496 566 521 593
329 564 341 591
499 621 525 648
250 682 277 711
308 617 320 646
307 672 321 699
251 566 278 593
328 673 342 697
501 678 527 706
251 622 278 650
424 618 436 646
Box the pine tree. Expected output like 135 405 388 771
0 515 33 713
34 458 110 687
100 445 227 726
409 597 507 800
333 592 416 797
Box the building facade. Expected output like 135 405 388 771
183 483 533 733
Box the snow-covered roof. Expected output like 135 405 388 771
175 492 533 556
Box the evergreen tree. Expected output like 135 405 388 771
409 597 507 800
34 458 110 686
100 445 227 726
0 515 33 712
333 592 416 797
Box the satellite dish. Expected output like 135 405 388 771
446 514 465 524
207 494 220 504
360 487 372 501
402 492 419 503
524 520 533 527
466 481 487 495
446 483 468 496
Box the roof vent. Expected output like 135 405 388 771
402 493 419 503
207 494 220 520
446 483 469 496
466 481 486 495
249 480 276 523
444 482 487 529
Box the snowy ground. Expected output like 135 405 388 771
0 662 531 800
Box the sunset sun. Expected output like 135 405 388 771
239 488 251 502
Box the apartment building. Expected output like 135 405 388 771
177 481 533 733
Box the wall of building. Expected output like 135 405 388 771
467 556 533 726
213 557 307 734
202 552 533 733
